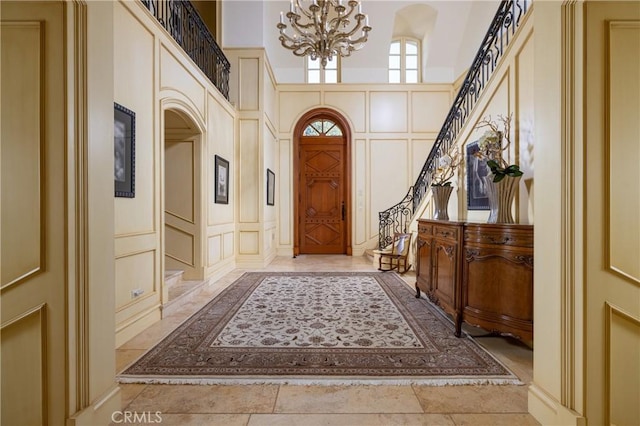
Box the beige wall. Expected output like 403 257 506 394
274 84 452 254
113 1 236 346
225 49 279 266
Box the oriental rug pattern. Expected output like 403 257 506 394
119 272 520 385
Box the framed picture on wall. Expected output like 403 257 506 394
214 155 229 204
466 141 490 210
114 103 136 198
266 168 275 206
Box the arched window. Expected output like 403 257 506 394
306 56 340 84
389 38 420 83
303 119 343 136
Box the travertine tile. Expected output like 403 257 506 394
150 413 250 426
274 385 423 414
248 413 455 426
118 316 188 350
126 384 279 413
412 385 529 413
116 349 147 373
450 413 540 425
119 384 147 410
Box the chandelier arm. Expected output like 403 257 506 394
288 16 319 40
279 33 316 53
335 16 368 39
295 0 315 20
279 34 316 56
335 1 358 22
292 45 317 57
341 32 369 46
288 12 317 31
333 27 369 44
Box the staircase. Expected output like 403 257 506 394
377 0 531 249
162 270 209 317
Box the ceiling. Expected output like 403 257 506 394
222 0 500 84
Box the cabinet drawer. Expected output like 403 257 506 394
464 226 533 248
418 222 433 236
434 225 459 242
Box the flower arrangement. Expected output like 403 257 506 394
431 145 462 187
474 114 523 182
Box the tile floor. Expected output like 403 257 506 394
116 255 539 425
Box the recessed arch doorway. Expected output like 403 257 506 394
293 108 352 256
163 108 205 280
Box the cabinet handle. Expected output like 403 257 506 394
486 235 510 244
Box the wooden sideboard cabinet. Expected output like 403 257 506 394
416 219 534 341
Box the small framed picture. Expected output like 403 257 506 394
114 103 135 198
214 155 229 204
466 141 490 210
266 168 275 206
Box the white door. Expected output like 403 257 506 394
585 2 640 424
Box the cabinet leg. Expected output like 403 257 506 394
454 313 462 337
415 285 421 298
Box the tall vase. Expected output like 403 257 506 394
432 185 453 221
483 175 521 223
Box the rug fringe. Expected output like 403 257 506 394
117 376 524 386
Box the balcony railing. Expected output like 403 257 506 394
141 0 230 100
378 0 530 249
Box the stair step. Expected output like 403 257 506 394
164 269 184 289
162 276 209 318
364 249 376 262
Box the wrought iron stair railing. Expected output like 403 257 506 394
141 0 230 100
378 0 530 249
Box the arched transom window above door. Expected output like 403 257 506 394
303 119 344 137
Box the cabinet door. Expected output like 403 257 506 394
415 236 432 294
462 246 533 339
432 239 459 315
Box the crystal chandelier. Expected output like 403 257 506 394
277 0 372 68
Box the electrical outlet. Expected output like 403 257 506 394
131 288 144 298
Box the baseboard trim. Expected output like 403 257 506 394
528 383 586 426
67 384 121 426
115 307 161 348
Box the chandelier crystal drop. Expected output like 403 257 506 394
277 0 372 68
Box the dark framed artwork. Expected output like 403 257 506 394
266 168 275 206
214 155 229 204
114 103 136 198
466 141 490 210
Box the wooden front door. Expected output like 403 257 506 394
296 115 350 254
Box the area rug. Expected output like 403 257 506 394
118 272 521 385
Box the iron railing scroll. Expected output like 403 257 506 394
140 0 230 100
378 187 414 251
378 0 530 249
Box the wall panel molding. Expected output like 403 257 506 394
0 21 44 291
1 303 47 425
605 302 640 426
605 20 640 286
